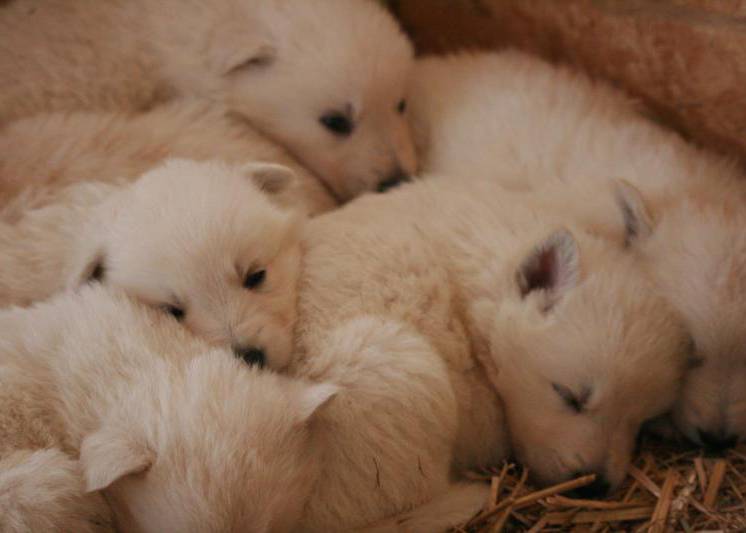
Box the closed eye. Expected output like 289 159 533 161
686 336 704 369
687 355 705 369
552 383 591 413
244 269 266 290
320 112 353 136
162 304 186 321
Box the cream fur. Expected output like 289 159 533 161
0 449 113 533
290 173 686 518
0 285 336 533
296 315 478 532
0 159 301 370
0 101 336 221
0 285 489 531
0 0 417 200
410 51 746 448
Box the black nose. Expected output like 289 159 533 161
233 346 266 368
568 472 610 499
376 169 410 193
698 429 738 452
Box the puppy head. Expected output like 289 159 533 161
473 217 688 493
71 159 302 370
635 184 746 449
80 353 337 533
201 0 416 201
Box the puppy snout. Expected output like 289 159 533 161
568 472 610 499
376 168 410 193
233 345 266 368
698 428 738 452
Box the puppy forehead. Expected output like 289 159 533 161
130 170 271 217
522 296 683 390
111 168 294 259
270 10 412 113
271 0 413 75
114 225 290 286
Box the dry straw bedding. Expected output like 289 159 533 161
457 439 746 532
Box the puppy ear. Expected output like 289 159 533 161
80 425 154 492
516 229 580 311
612 179 654 246
243 162 297 195
209 28 276 77
297 382 339 423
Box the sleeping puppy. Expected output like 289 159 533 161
0 0 417 200
0 159 301 369
0 284 335 532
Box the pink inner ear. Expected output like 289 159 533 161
521 247 557 296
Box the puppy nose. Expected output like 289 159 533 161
698 428 738 452
568 472 610 499
376 169 410 193
233 345 266 368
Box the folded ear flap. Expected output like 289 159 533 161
208 26 277 77
296 382 339 423
612 179 654 247
80 425 154 493
516 229 580 312
243 162 297 195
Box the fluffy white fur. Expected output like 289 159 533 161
410 51 746 449
0 159 301 370
0 449 113 533
295 315 489 532
0 285 336 533
0 0 417 200
0 100 337 221
290 173 687 521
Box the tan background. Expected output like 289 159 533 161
392 0 746 167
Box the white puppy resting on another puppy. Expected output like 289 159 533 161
410 51 746 449
0 159 300 369
0 0 417 199
0 285 336 533
285 173 688 532
0 101 337 220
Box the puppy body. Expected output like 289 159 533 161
0 449 114 533
296 315 484 532
0 0 417 199
290 179 507 531
0 101 337 221
0 159 301 370
410 51 746 447
0 285 335 533
409 51 735 195
291 174 687 528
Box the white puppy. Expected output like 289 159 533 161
289 173 687 526
0 0 417 200
0 159 301 369
0 101 337 221
409 51 746 449
0 285 336 533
